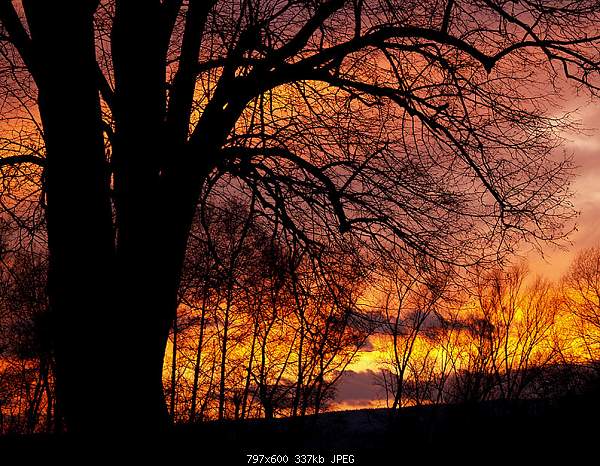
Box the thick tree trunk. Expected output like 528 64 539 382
23 1 116 434
20 0 218 436
22 1 197 436
110 1 179 434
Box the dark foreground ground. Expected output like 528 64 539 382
2 393 599 464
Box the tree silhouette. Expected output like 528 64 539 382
1 0 600 434
168 198 371 421
0 220 53 434
375 255 450 409
563 246 600 363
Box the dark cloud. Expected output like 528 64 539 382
335 369 382 404
360 338 375 352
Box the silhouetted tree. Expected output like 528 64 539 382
0 220 53 434
1 0 599 433
432 265 560 403
287 241 371 416
166 198 371 421
375 256 450 408
563 246 600 362
475 266 559 399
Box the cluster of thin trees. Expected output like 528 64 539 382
0 199 374 432
165 199 372 422
0 220 53 434
377 256 600 408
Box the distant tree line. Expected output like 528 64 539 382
376 255 600 408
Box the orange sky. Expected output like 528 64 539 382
337 114 600 408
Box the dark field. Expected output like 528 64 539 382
2 393 597 464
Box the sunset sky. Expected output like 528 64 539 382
335 97 600 409
4 1 600 442
530 100 600 280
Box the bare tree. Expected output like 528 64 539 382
375 256 450 409
0 220 54 434
562 246 600 363
431 265 560 403
167 198 371 421
476 266 559 399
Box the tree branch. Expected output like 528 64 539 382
220 146 350 233
265 0 346 65
441 0 453 33
0 154 46 168
0 0 36 74
96 63 114 108
166 0 216 142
